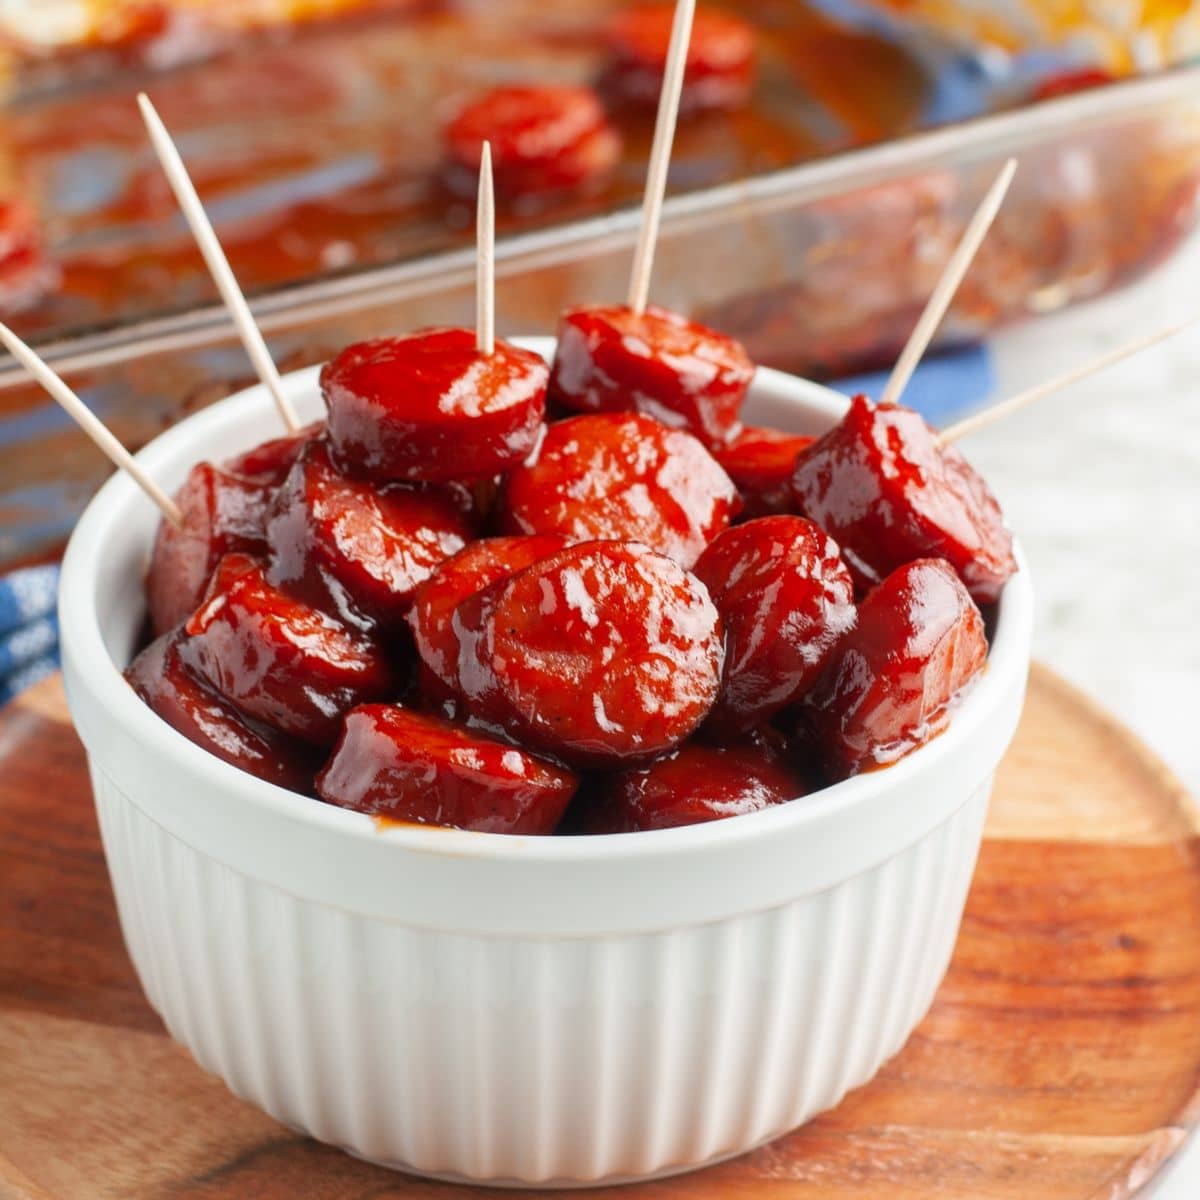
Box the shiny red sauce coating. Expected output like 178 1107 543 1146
791 394 1016 604
601 5 757 114
578 732 805 833
265 438 472 630
146 462 273 637
548 304 754 450
443 84 621 200
694 516 857 735
454 540 723 767
407 534 570 702
499 412 738 568
316 704 579 834
178 553 394 745
715 424 815 518
223 422 321 486
125 631 317 792
802 557 988 779
321 328 549 484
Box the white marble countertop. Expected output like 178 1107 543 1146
949 244 1200 1196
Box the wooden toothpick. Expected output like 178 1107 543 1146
938 313 1200 445
0 323 182 528
880 158 1017 408
626 0 695 316
476 141 495 356
137 93 301 433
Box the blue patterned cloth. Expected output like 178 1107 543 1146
0 564 60 705
0 346 992 706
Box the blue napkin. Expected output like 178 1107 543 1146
829 343 995 426
0 564 60 706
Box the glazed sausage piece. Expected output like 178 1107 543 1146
316 705 579 835
802 558 988 780
498 412 738 568
601 4 757 114
694 516 856 735
222 421 321 486
322 328 548 484
266 438 473 631
146 462 274 637
455 541 723 767
791 394 1017 605
125 632 317 793
407 534 570 703
548 304 755 450
443 84 621 201
715 425 815 518
177 553 394 745
578 732 807 833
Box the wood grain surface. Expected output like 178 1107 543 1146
2 664 1200 1200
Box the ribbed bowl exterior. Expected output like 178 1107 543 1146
92 759 990 1186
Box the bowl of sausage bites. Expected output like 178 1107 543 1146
59 306 1033 1185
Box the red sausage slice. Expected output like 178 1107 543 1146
602 4 757 114
802 558 988 779
177 554 394 745
223 422 321 486
548 304 754 450
579 732 806 833
146 462 273 637
126 632 316 792
455 540 723 767
316 705 579 834
715 425 815 518
322 328 549 484
498 412 738 568
694 516 857 734
791 394 1017 605
444 84 621 200
266 439 472 629
407 534 570 702
0 198 50 311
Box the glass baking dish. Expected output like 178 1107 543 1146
3 63 1199 568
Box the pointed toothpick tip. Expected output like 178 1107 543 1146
879 156 1017 409
137 93 301 433
626 0 696 317
476 140 495 357
0 322 182 528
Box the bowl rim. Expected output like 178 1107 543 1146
59 340 1033 867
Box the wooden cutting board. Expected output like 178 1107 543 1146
3 664 1200 1200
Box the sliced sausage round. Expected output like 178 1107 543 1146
222 421 322 486
316 704 579 835
498 412 738 568
322 328 549 484
548 304 754 450
715 424 814 518
126 631 317 792
406 534 570 703
602 4 757 114
146 461 273 637
791 394 1017 604
266 438 472 630
443 84 621 200
177 553 394 745
454 540 723 766
578 731 806 833
801 558 988 779
694 516 857 734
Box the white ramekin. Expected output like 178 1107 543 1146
59 341 1033 1187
